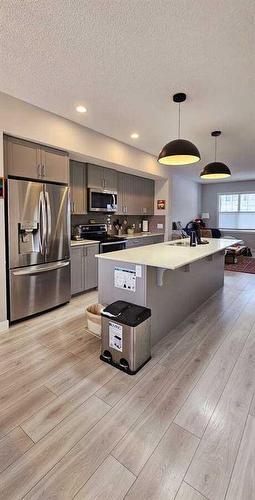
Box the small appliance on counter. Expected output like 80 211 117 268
142 219 149 232
72 223 126 253
190 231 196 247
100 300 151 375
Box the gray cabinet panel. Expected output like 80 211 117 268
71 247 84 294
70 161 87 214
4 136 41 179
84 244 99 290
71 244 99 295
4 136 69 184
41 148 69 184
103 168 117 190
87 164 104 188
118 172 135 215
117 172 154 216
144 178 154 215
125 234 164 249
87 164 117 191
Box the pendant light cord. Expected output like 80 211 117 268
214 135 217 162
178 102 181 139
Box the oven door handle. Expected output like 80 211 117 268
101 240 126 247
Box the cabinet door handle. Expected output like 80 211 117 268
37 164 41 178
73 202 75 213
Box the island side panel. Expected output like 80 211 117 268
147 251 225 345
98 258 147 307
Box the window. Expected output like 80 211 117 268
218 193 255 229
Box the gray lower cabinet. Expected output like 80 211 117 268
125 234 164 248
70 160 87 214
71 247 84 294
4 135 69 184
71 244 99 295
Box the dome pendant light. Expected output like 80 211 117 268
200 131 231 180
158 92 201 166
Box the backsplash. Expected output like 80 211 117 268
71 213 165 236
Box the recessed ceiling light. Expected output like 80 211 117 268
131 132 139 139
76 105 87 113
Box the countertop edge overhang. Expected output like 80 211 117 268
96 238 242 270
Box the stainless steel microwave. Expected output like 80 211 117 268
88 188 118 212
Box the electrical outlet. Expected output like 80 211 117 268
139 223 142 229
157 223 164 229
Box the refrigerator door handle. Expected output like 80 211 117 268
13 261 70 276
39 191 47 255
44 190 52 254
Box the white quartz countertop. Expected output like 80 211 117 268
96 238 241 270
71 233 164 246
71 239 100 247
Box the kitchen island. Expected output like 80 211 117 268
97 238 240 345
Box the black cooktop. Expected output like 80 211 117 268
73 223 126 244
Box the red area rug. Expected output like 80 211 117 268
225 256 255 274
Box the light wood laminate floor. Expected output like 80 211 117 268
0 271 255 499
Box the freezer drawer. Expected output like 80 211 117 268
9 260 71 322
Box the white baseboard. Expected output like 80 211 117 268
0 320 9 332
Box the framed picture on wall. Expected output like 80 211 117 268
157 199 166 210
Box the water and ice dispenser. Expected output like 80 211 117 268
100 301 151 375
18 221 39 254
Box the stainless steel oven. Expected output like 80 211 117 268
100 240 126 253
88 188 117 212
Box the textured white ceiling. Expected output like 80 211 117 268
1 0 255 181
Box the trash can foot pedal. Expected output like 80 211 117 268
100 354 151 375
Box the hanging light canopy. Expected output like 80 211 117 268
200 131 231 180
158 93 201 166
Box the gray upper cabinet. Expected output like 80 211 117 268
70 160 87 214
71 243 99 295
117 172 136 215
87 164 104 189
141 177 154 215
4 136 69 184
103 168 118 190
4 136 40 180
41 147 69 184
118 172 154 215
87 164 117 191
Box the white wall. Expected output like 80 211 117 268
0 91 172 328
171 175 201 227
0 131 8 331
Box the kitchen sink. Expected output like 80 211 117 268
166 240 190 247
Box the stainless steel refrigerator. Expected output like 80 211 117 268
7 178 71 322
